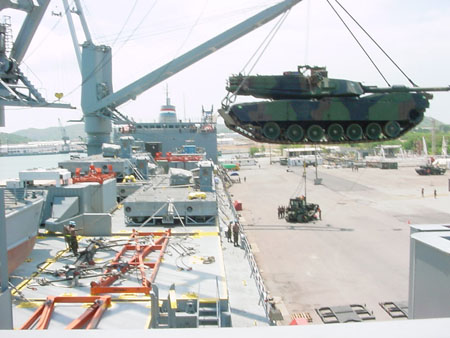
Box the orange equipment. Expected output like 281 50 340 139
19 296 111 330
73 164 116 184
154 151 203 162
90 229 171 295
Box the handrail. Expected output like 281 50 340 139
215 276 221 327
219 174 274 324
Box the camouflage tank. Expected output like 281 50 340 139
219 66 450 144
415 164 446 176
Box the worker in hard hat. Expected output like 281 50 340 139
63 221 79 255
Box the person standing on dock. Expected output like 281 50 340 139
421 188 424 197
227 221 233 243
434 189 437 199
63 221 79 256
233 222 240 247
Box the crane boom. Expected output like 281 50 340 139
0 0 73 127
84 0 302 114
9 0 50 64
65 0 302 155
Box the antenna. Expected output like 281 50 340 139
165 84 170 106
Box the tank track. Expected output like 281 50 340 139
225 120 418 145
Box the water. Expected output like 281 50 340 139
0 153 72 181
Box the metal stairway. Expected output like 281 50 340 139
197 299 220 327
125 159 145 180
4 188 25 207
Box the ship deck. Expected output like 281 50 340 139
7 178 269 329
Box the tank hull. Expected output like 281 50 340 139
225 92 428 144
415 166 446 175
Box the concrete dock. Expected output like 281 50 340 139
229 157 450 324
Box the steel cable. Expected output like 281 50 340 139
325 0 390 86
333 0 418 87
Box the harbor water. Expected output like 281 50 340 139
0 153 72 181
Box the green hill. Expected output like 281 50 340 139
419 116 445 128
0 132 30 145
12 123 86 142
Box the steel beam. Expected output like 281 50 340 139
84 0 302 114
10 0 50 64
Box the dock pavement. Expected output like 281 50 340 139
229 157 450 324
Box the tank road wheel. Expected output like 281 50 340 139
409 110 424 124
263 122 281 140
307 125 324 142
384 121 401 138
346 123 363 141
327 123 344 141
365 122 382 140
286 124 304 142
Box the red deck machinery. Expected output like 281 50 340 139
90 229 171 295
73 165 116 184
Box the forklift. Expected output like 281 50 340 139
285 162 320 223
285 196 319 223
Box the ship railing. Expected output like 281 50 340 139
124 159 145 180
220 176 274 324
216 276 221 327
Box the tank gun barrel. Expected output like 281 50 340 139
221 67 449 146
362 85 450 94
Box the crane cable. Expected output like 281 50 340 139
221 8 291 110
58 1 159 108
333 0 418 87
325 0 390 87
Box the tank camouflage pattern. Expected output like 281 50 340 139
219 66 450 145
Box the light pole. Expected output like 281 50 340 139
314 145 322 185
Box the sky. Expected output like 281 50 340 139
1 0 450 133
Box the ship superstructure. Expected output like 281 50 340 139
114 99 218 163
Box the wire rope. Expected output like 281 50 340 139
325 0 390 86
241 9 290 75
333 0 417 87
222 8 291 109
94 4 271 45
170 0 209 66
21 2 67 63
110 0 139 48
52 1 160 109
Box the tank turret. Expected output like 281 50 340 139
220 66 450 144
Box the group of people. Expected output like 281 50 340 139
227 221 240 247
277 205 287 219
421 188 438 198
